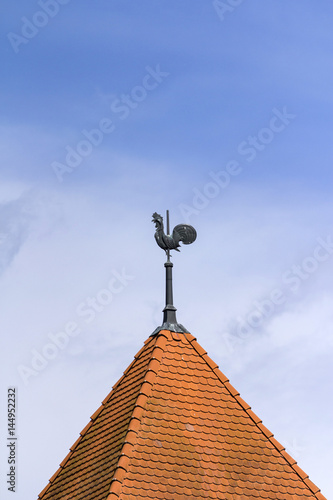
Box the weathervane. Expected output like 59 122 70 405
151 210 197 335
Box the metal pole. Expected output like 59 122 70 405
166 209 170 262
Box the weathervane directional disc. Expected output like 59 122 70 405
151 210 197 336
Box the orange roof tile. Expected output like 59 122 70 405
38 330 326 499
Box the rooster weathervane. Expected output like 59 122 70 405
151 210 197 336
152 211 197 261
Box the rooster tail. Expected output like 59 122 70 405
173 224 197 245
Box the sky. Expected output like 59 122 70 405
0 0 332 498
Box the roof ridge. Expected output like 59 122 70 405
107 330 169 499
185 333 326 500
38 336 158 500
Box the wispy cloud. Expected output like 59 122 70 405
0 188 63 277
0 192 36 276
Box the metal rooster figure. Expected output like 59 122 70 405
152 211 197 261
151 210 197 336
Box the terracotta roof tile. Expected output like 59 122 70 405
38 330 326 499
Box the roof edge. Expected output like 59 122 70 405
185 333 326 500
38 394 109 499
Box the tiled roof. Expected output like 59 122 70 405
38 330 326 499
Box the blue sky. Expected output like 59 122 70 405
1 1 333 498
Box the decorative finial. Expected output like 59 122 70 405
151 210 197 336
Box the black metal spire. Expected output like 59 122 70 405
151 210 197 336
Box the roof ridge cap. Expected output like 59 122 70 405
246 407 324 497
107 332 169 499
228 387 325 498
38 335 160 499
109 337 155 394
